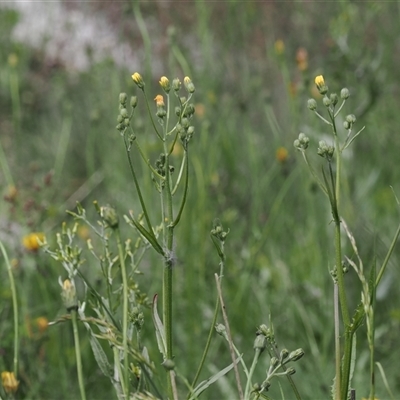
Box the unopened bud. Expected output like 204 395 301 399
119 93 127 104
162 359 175 371
253 334 267 352
184 76 195 93
132 72 145 89
307 98 317 111
61 279 78 312
159 76 171 93
315 75 328 95
130 96 138 108
100 205 119 229
330 93 338 106
288 348 305 362
323 97 331 107
341 88 350 99
172 78 181 92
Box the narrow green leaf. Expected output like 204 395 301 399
151 294 167 358
188 357 241 400
89 332 113 378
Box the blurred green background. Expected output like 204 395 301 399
1 1 400 399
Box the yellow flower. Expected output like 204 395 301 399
131 72 144 88
8 53 18 67
296 47 308 71
1 371 19 394
154 95 165 107
315 75 325 89
22 232 45 252
276 147 289 163
274 39 285 55
36 316 49 334
159 76 170 93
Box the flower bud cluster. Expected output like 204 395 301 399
293 133 310 150
343 114 356 130
256 347 304 394
317 140 335 161
211 219 229 243
116 92 136 132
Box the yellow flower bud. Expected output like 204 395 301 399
315 75 325 88
1 371 19 394
131 72 144 89
159 76 170 93
183 76 195 93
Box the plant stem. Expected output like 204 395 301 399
116 229 129 397
71 309 87 400
0 241 19 375
334 284 341 400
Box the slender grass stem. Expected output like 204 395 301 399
334 284 341 400
71 309 87 400
214 273 244 400
244 349 261 400
116 229 129 397
0 241 18 375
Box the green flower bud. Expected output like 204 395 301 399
130 96 138 108
343 121 350 130
172 78 181 92
175 106 181 117
330 93 338 106
253 334 267 353
61 278 78 312
307 98 317 111
323 97 331 107
286 367 296 375
270 357 279 368
100 205 119 229
341 88 350 99
294 133 310 150
345 114 356 124
162 359 175 371
119 92 127 104
187 126 195 135
288 348 304 362
124 118 130 127
280 348 289 362
120 108 129 118
117 115 124 123
215 323 226 335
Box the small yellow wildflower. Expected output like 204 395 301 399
159 76 170 93
4 185 18 202
296 47 308 71
131 72 144 88
276 147 289 163
154 95 165 107
274 39 285 55
8 53 18 67
36 316 49 334
22 232 45 252
1 371 19 394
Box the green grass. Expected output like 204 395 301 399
1 2 400 399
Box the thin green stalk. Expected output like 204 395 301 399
0 138 14 187
116 229 129 397
188 241 225 396
124 136 162 252
162 118 176 399
71 309 87 400
0 241 18 375
334 284 341 400
9 64 21 135
376 220 400 287
244 349 262 400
